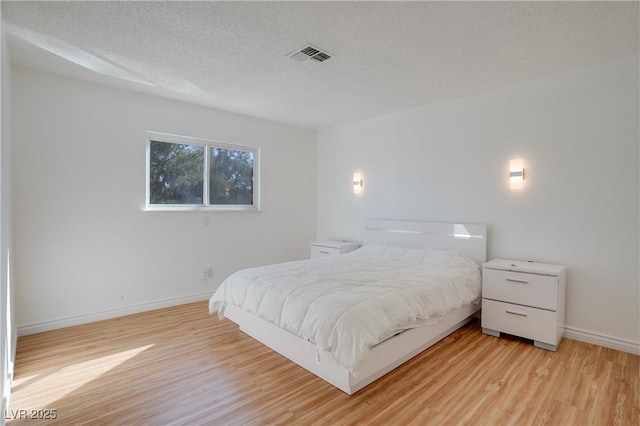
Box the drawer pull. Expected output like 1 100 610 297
505 310 528 317
319 250 330 254
506 278 529 284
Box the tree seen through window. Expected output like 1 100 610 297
147 134 258 210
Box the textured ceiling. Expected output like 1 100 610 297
3 1 639 130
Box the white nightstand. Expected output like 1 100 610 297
310 241 360 259
481 259 566 351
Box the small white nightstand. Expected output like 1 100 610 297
481 259 566 351
310 241 360 259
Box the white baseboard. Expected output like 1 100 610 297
17 292 213 336
564 326 640 355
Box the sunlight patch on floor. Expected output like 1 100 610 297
10 345 153 410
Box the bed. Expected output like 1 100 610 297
209 219 487 394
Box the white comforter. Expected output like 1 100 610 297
209 245 481 373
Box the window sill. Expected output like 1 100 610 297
144 205 261 213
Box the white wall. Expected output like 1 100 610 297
12 67 317 331
318 55 639 351
1 12 15 424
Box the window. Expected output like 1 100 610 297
146 132 260 211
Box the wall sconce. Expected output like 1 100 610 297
353 173 363 194
509 159 524 190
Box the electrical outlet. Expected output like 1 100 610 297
202 267 213 280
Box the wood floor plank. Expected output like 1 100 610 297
7 301 639 425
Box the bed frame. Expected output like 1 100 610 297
224 219 487 394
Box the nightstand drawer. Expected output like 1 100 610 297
482 299 557 345
310 245 342 257
310 241 360 259
483 269 557 310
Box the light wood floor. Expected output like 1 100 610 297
8 301 639 425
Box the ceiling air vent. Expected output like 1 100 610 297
286 44 333 66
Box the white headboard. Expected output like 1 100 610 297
364 219 487 265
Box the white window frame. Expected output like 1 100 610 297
145 131 261 212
